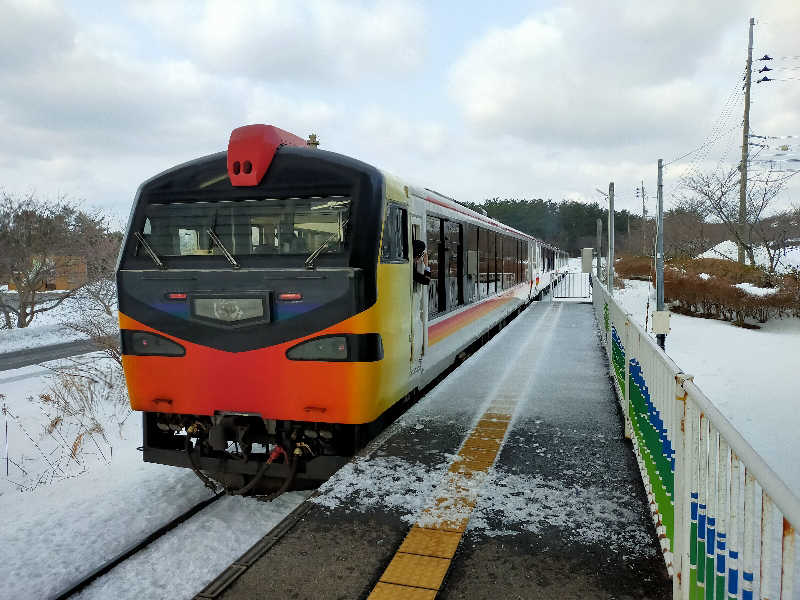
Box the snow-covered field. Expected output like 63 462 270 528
699 239 800 273
0 290 90 353
0 357 305 600
613 277 800 496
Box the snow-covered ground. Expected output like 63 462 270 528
0 357 305 600
613 277 800 496
698 239 800 273
0 290 89 353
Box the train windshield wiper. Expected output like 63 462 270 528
305 218 348 270
206 228 240 269
134 231 166 270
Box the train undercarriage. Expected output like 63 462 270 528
142 411 371 496
140 396 416 496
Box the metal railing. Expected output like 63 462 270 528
592 280 799 599
552 272 591 299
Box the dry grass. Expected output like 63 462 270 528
615 255 653 280
670 257 766 285
617 254 798 326
664 263 795 326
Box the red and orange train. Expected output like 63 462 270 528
116 125 567 491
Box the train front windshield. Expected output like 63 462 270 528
140 196 351 260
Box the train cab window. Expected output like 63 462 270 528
138 196 351 259
380 204 408 263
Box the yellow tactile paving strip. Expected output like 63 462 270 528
398 527 462 559
369 583 438 600
366 400 519 599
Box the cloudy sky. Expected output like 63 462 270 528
2 0 799 226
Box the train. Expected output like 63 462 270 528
116 124 568 493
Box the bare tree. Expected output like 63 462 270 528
0 191 118 328
683 167 790 270
664 196 712 258
60 278 121 365
750 202 800 277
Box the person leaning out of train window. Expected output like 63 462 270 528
412 240 431 285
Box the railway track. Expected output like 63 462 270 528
51 492 224 600
48 294 553 600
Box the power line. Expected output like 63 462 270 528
661 76 745 201
663 72 744 174
756 76 800 83
749 134 800 139
757 54 800 61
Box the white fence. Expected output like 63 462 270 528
592 280 799 600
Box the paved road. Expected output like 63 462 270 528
217 301 671 600
0 338 113 372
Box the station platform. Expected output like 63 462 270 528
216 300 671 599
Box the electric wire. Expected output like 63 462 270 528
662 82 744 203
662 71 744 176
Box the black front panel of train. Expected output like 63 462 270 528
118 268 364 352
118 147 383 303
117 146 384 352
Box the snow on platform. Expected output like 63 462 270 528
216 301 670 600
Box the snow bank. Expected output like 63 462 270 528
614 279 800 496
0 324 85 353
699 240 800 273
0 358 306 599
734 282 778 296
0 286 116 353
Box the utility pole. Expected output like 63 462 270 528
656 159 665 350
596 218 602 279
627 211 630 250
640 181 647 256
738 17 755 264
607 182 615 294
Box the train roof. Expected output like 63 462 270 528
129 123 566 255
405 183 562 252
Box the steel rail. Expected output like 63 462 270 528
50 492 224 600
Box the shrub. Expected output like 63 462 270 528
671 257 766 285
615 255 653 280
629 255 798 327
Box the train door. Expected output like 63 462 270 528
410 212 426 369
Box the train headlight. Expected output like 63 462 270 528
193 298 265 323
121 330 185 356
287 336 348 361
286 334 383 362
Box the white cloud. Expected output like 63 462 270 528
447 1 748 148
0 0 798 221
130 0 428 82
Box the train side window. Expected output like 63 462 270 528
496 235 503 290
501 236 507 289
509 237 517 286
426 216 442 317
465 224 478 304
380 204 408 263
445 220 460 310
490 233 498 293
